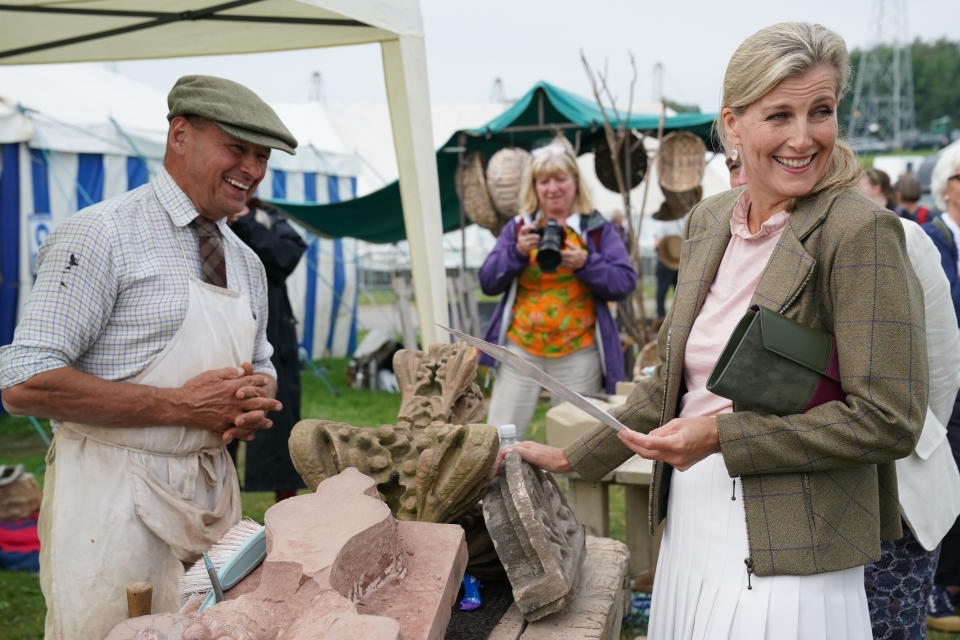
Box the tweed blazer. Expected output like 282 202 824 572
566 185 928 578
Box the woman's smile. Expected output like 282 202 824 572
723 64 839 221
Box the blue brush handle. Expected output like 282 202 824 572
198 528 267 611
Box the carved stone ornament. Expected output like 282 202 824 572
483 450 586 621
289 343 499 524
105 468 467 640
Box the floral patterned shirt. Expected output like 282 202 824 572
507 226 596 356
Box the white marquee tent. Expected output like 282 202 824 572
0 0 450 347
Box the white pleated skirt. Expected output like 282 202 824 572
647 453 872 640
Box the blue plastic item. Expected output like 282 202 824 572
459 573 482 611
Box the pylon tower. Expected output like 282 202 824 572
848 0 916 148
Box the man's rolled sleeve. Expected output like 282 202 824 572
0 214 117 388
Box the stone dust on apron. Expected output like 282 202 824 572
38 224 257 640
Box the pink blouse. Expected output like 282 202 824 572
678 191 791 419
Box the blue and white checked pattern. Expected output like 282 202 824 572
0 168 274 388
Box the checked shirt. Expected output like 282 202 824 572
0 168 275 398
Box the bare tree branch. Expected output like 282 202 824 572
580 48 650 352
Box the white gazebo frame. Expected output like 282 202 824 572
0 0 449 345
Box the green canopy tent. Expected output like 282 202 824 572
270 81 718 243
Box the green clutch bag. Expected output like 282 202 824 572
706 305 844 415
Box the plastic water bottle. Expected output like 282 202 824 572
497 423 519 449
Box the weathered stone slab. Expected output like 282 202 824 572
105 468 466 640
486 536 630 640
483 451 586 621
486 603 527 640
519 536 629 639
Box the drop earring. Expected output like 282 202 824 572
729 145 740 163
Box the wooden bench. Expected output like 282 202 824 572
566 456 660 576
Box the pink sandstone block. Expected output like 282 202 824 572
104 468 466 640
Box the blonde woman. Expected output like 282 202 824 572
501 23 925 639
479 143 636 439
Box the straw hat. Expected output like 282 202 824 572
594 132 647 192
486 147 532 218
652 185 703 221
455 151 501 234
658 131 706 192
656 235 682 271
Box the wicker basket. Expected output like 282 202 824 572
652 185 703 221
594 132 647 192
658 131 706 192
455 151 501 233
486 147 532 218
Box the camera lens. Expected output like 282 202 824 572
536 220 564 273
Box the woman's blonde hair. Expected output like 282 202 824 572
519 142 594 216
715 22 862 201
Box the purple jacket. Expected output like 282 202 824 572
478 211 637 393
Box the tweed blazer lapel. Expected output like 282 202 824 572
748 194 824 314
665 192 736 398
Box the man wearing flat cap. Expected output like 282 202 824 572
0 75 298 640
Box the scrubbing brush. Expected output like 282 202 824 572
181 519 266 609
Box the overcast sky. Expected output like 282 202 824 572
106 0 955 114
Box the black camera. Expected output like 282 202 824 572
533 219 565 273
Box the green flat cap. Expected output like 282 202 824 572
167 75 297 155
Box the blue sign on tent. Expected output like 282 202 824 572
27 211 51 277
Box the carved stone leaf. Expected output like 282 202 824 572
290 420 498 523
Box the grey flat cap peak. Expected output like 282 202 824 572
167 74 297 155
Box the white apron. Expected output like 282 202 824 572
38 257 256 640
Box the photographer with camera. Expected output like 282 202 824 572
478 141 637 439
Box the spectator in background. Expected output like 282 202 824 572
924 144 960 324
862 218 960 638
229 197 308 503
860 166 896 210
922 142 960 631
894 174 932 224
479 141 636 439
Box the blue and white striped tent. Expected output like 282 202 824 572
0 70 362 361
257 167 361 360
